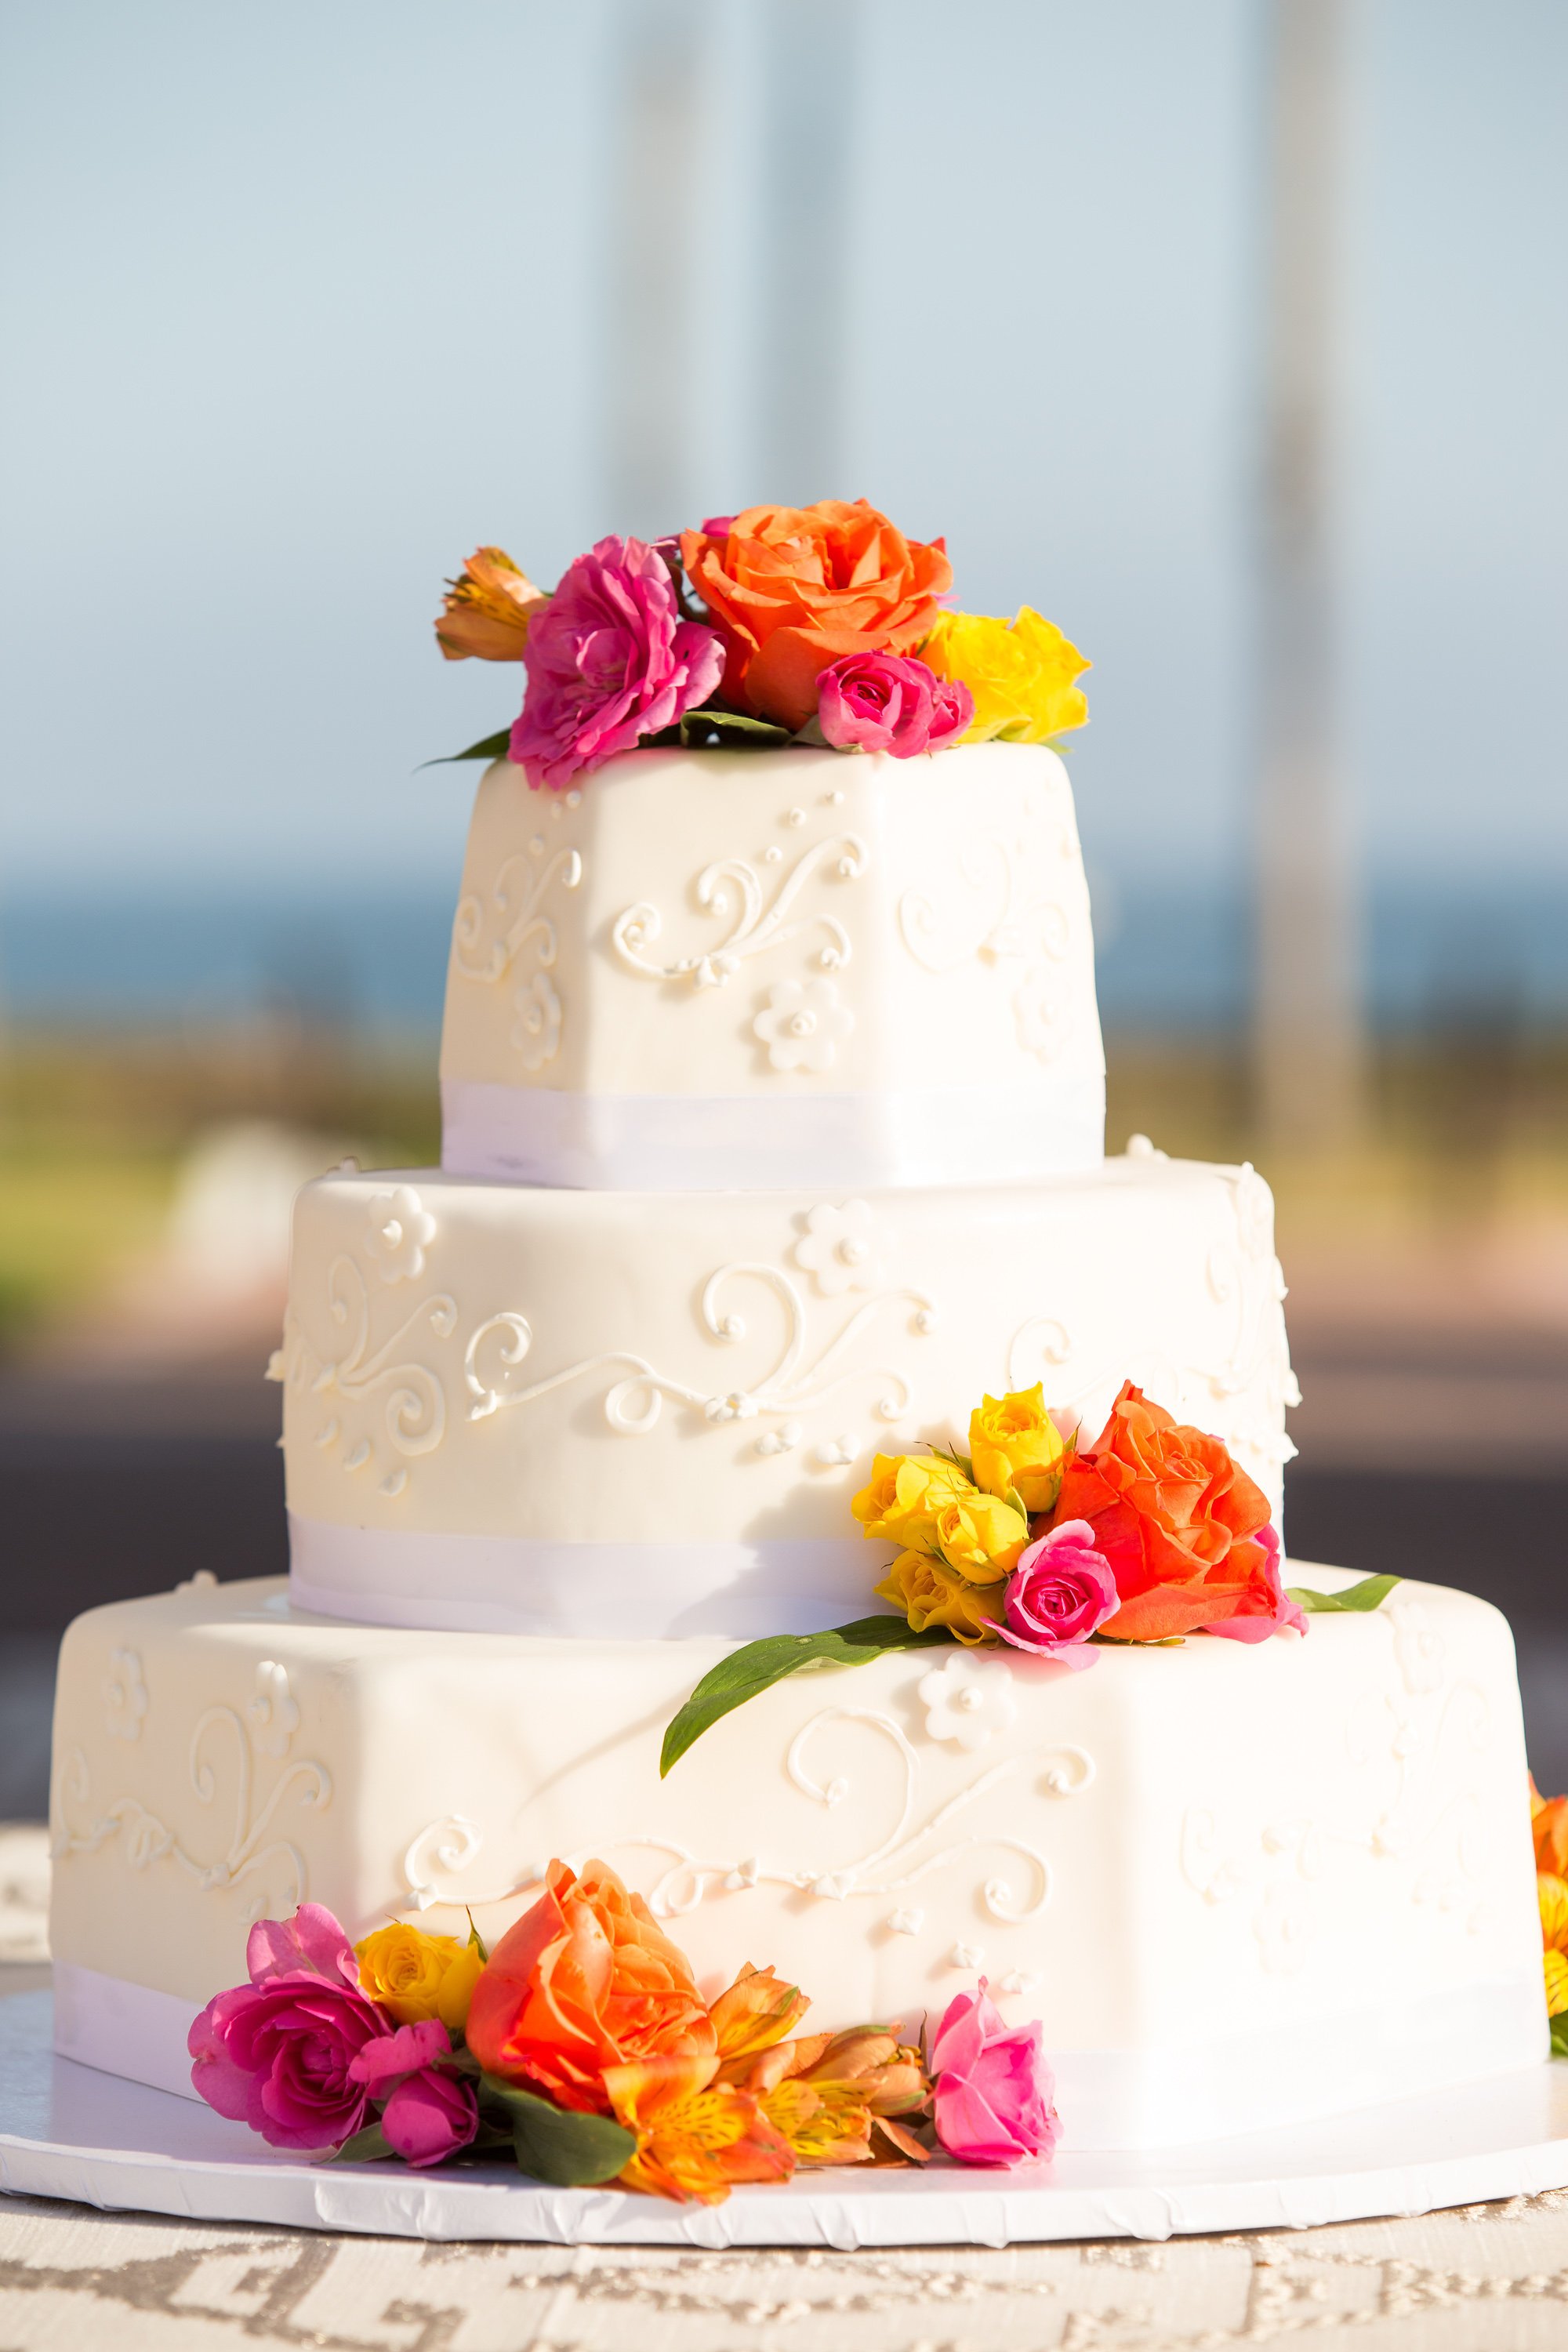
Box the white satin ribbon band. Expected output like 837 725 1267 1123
440 1076 1105 1192
52 1962 205 2104
288 1514 880 1639
51 1962 1548 2150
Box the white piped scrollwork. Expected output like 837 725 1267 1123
898 833 1076 1064
462 1261 935 1450
611 833 867 992
52 1661 331 1924
1179 1623 1495 1968
270 1254 456 1488
452 842 582 1073
394 1706 1095 1940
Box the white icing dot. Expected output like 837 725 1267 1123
764 844 783 864
338 1155 360 1172
565 789 583 808
343 1439 371 1472
914 1308 938 1335
949 1943 986 1969
786 805 808 826
887 1907 924 1936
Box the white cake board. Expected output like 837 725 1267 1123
3 1994 1566 2249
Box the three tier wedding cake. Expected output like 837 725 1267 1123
48 504 1546 2190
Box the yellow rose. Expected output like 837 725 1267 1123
874 1551 1004 1646
851 1451 971 1551
355 1922 482 2029
930 1485 1029 1581
969 1385 1069 1513
434 545 550 662
920 607 1089 744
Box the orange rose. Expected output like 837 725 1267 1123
680 500 952 728
1044 1381 1278 1642
1533 1777 1568 1876
464 1858 715 2112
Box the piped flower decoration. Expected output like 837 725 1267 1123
793 1199 885 1297
917 1652 1018 1751
365 1186 436 1286
753 976 853 1074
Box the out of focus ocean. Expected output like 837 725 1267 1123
5 880 1566 1036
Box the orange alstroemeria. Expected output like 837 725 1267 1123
706 1963 810 2065
728 2027 931 2168
434 546 550 662
602 2052 794 2205
1531 1777 1568 1879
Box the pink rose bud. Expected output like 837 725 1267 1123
998 1519 1117 1664
817 651 974 758
930 1980 1061 2167
379 2065 481 2168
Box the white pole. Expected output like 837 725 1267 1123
1254 0 1365 1149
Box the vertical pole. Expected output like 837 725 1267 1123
605 0 708 538
1254 0 1364 1148
757 0 853 502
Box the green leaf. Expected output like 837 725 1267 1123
676 707 795 750
1285 1574 1402 1614
925 1442 975 1480
1552 2013 1568 2060
661 1616 950 1777
418 727 514 771
478 2075 636 2186
326 2120 396 2165
790 713 829 748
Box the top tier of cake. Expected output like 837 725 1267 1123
438 741 1105 1192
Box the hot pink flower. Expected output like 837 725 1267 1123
347 2018 479 2168
510 535 724 792
1202 1523 1306 1643
930 1980 1061 2166
188 1904 392 2152
816 651 973 758
998 1519 1116 1665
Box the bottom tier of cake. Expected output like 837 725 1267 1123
49 1571 1546 2152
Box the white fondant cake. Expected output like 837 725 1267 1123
439 743 1105 1191
49 1570 1546 2147
46 731 1550 2161
274 1151 1297 1637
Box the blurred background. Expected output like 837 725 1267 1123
1 0 1565 1871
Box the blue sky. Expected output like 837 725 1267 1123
1 0 1563 910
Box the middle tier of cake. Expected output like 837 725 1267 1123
275 1150 1299 1637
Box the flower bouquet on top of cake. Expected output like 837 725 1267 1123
187 1857 1060 2200
430 499 1091 789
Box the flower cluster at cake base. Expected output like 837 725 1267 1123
662 1377 1399 1771
431 499 1091 790
188 1858 1060 2199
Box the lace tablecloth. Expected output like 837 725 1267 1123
2 2181 1568 2348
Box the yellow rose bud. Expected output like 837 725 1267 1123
873 1550 1005 1646
435 1940 484 2033
434 545 550 662
920 607 1090 744
851 1451 971 1551
355 1921 474 2025
969 1384 1069 1514
930 1486 1029 1581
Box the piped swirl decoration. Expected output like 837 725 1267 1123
462 1261 936 1445
611 833 867 993
52 1659 330 1926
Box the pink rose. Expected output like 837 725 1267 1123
930 1980 1061 2167
188 1904 393 2152
348 2018 479 2169
1202 1523 1306 1643
997 1519 1116 1666
510 535 724 792
816 651 973 758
